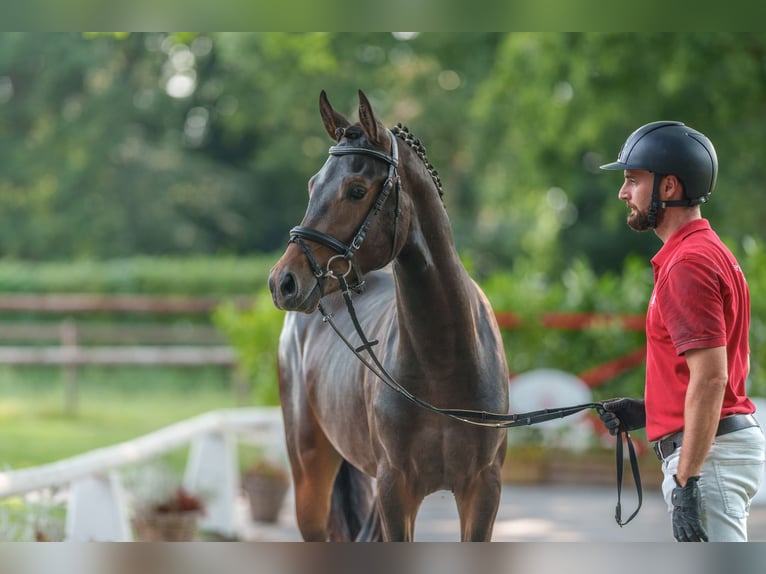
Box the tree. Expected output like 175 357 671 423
2 32 765 275
469 32 766 275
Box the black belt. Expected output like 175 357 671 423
653 413 760 461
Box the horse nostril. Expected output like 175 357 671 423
280 272 297 299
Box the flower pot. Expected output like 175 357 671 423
132 509 200 541
242 473 289 523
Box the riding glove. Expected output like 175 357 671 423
671 475 708 542
597 397 646 435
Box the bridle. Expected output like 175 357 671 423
286 126 642 527
288 128 401 295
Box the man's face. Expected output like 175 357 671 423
617 169 663 231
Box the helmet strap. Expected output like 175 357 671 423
650 174 710 227
661 196 709 207
647 173 663 229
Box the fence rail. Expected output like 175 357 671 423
0 345 236 366
0 320 225 345
0 293 250 314
0 407 286 541
0 294 249 413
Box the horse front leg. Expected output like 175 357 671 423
289 438 342 541
454 462 504 542
375 467 420 541
282 395 343 541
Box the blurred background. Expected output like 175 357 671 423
2 32 766 540
4 33 766 270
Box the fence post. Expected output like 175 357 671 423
230 366 251 405
59 319 79 415
66 472 132 541
184 429 239 539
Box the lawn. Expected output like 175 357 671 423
0 365 253 470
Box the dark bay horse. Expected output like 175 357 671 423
268 90 509 541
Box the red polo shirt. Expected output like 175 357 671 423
645 218 754 441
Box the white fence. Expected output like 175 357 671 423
0 407 286 541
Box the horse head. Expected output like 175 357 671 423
269 90 410 312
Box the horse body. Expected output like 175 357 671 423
269 90 509 541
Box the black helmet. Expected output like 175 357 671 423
600 121 718 202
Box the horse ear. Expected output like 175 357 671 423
319 90 350 142
357 90 381 146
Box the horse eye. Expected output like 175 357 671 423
347 185 367 200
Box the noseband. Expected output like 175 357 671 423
289 129 401 293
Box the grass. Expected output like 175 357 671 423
0 365 250 470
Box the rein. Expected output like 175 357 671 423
290 128 642 527
318 275 642 527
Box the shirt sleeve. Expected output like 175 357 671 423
656 256 727 355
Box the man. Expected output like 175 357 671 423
598 121 765 542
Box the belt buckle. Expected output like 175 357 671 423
653 436 677 461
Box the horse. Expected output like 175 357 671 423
267 90 510 541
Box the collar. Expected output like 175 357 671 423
651 218 711 270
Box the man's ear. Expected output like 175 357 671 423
663 174 684 200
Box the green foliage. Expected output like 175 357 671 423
734 236 766 397
212 289 285 406
3 33 766 277
0 33 498 261
480 255 652 400
469 33 766 274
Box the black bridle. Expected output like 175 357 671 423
288 129 401 294
288 127 642 528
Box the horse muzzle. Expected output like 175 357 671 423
268 255 323 313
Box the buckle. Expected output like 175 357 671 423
653 432 682 461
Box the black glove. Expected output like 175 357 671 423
671 475 708 542
597 397 646 436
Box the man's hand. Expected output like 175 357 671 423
671 475 708 542
596 397 646 436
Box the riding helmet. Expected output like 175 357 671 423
600 121 718 202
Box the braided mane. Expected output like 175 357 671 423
391 123 444 201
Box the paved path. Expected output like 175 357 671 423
237 483 766 542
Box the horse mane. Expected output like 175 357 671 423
391 123 444 201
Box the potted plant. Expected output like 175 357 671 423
131 486 205 541
241 458 290 523
123 462 208 541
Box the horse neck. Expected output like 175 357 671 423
392 176 481 370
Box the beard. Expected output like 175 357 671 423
626 204 663 231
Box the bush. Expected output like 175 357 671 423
735 236 766 397
479 255 652 401
213 289 285 406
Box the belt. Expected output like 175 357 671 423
653 413 760 461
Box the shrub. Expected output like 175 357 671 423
213 289 285 406
479 255 652 401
